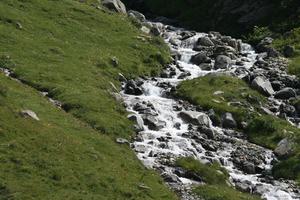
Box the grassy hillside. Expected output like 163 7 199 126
0 0 170 139
0 0 178 199
177 75 300 185
0 73 177 199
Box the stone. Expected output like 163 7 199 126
221 112 237 129
199 63 212 71
242 161 256 174
198 126 215 139
150 26 161 36
190 52 211 65
251 76 274 96
274 87 297 99
196 37 214 47
124 80 143 95
274 138 294 157
116 138 129 144
102 0 126 14
128 10 146 22
143 115 166 131
214 55 231 69
140 26 150 34
128 114 144 131
179 111 211 127
20 110 40 121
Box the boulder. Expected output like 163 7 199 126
124 80 143 95
143 115 166 131
128 10 145 22
274 138 294 157
196 37 214 47
199 63 212 71
179 111 211 127
128 114 144 131
102 0 126 14
214 55 231 69
221 112 237 129
274 87 297 99
20 110 40 121
251 76 274 96
116 138 129 144
190 52 211 65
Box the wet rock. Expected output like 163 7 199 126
124 80 143 95
242 161 256 174
128 114 144 131
251 76 274 96
162 172 180 183
174 122 181 130
196 37 214 47
179 111 211 127
178 71 191 79
214 55 231 69
274 138 294 157
198 126 215 139
20 110 40 121
235 181 252 193
190 52 211 65
143 115 166 131
274 87 297 99
221 112 237 129
150 26 161 36
208 109 220 126
279 104 296 117
102 0 126 14
199 63 212 71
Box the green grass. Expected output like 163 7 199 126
0 0 170 139
177 75 300 185
175 157 260 200
176 75 266 125
0 73 177 199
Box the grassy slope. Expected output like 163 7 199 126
176 75 300 184
0 0 170 139
176 157 261 200
0 0 178 199
0 74 177 199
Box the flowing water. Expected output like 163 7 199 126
121 23 300 200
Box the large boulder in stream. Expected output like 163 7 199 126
251 76 274 96
128 114 144 131
214 55 232 69
124 80 143 95
196 37 215 47
274 87 297 100
179 111 211 127
221 112 237 129
190 52 211 65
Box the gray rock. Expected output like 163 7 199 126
143 115 166 131
274 87 297 99
214 55 231 69
116 138 129 144
150 26 161 36
102 0 126 14
128 114 144 131
199 63 212 71
179 111 211 127
20 110 40 121
124 80 143 95
274 138 294 157
235 181 252 193
128 10 145 22
242 161 256 174
197 37 214 47
251 76 274 96
221 112 237 129
190 52 211 65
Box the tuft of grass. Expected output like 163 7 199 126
175 157 260 200
176 75 265 125
176 157 229 185
0 73 177 199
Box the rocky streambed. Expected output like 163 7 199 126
120 15 300 200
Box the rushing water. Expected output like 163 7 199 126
121 23 300 200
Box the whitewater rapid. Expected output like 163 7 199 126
121 23 300 200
